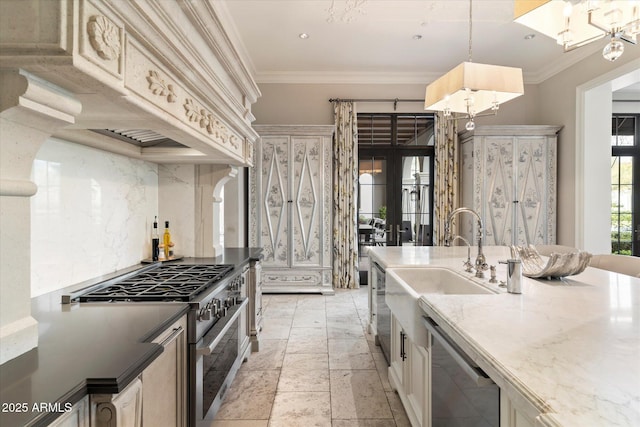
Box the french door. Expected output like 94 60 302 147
611 114 640 256
357 114 435 248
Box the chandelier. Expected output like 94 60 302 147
514 0 640 62
424 0 524 131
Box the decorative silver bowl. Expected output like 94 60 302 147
510 245 592 279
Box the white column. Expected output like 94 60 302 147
224 169 246 247
581 84 613 254
0 70 81 364
194 165 238 257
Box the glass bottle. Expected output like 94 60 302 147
152 216 160 261
163 221 171 260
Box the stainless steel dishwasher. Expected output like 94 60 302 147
422 316 499 426
373 261 391 364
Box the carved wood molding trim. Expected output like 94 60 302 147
94 402 117 426
184 98 240 149
146 70 177 103
264 274 318 283
87 15 121 61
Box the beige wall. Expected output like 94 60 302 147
537 44 640 247
253 82 540 125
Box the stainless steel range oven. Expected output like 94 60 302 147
190 271 248 425
63 263 250 426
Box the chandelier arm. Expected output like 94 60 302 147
587 9 615 35
562 33 607 52
442 110 498 123
620 18 640 38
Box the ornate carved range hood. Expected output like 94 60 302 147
1 0 260 165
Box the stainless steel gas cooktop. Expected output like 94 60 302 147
74 264 234 302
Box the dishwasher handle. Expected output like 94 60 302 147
422 316 494 387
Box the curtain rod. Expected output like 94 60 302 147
329 97 424 111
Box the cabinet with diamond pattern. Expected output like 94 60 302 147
459 126 561 246
249 125 334 294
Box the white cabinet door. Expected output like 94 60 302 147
500 393 536 427
48 396 89 427
389 314 406 391
249 259 263 351
475 136 515 246
460 125 561 246
141 315 187 427
367 265 378 335
250 125 334 294
239 266 251 357
513 137 557 246
291 137 323 269
389 314 430 427
260 136 290 269
407 341 430 427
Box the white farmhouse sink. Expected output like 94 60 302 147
385 267 495 347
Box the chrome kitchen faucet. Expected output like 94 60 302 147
444 207 488 278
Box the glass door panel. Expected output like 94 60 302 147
358 156 390 249
399 155 433 246
611 155 634 255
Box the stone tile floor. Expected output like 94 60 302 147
206 286 410 427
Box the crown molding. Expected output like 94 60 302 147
251 39 626 88
255 70 547 86
255 71 443 85
522 43 604 84
213 0 259 85
254 44 605 86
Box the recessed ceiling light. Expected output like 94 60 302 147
413 35 423 40
299 33 309 39
524 33 536 40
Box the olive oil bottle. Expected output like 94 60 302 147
163 221 171 260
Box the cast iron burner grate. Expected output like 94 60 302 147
78 264 234 302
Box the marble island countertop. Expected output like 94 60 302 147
368 246 640 427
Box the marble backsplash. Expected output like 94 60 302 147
30 138 158 297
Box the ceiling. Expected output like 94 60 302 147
216 0 611 86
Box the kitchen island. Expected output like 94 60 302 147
0 248 262 427
368 246 640 427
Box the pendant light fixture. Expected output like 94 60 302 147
424 0 524 130
514 0 639 62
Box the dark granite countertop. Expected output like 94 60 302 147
0 247 262 427
178 247 264 269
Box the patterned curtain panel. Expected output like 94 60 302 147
433 112 459 245
333 101 359 289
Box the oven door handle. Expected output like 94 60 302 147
422 316 494 387
196 298 248 357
